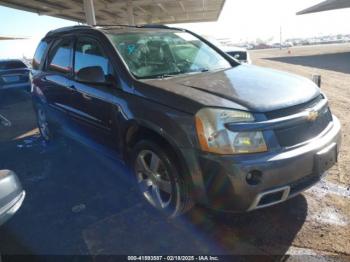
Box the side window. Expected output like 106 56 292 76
32 40 48 70
47 39 73 75
74 38 113 77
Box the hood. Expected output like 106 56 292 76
142 64 320 113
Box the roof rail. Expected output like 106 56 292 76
45 25 92 37
137 24 171 29
95 24 175 30
45 24 181 38
94 24 138 29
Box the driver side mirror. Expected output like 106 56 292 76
76 66 108 85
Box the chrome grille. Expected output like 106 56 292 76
267 96 333 147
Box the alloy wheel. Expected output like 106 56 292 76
135 150 172 209
37 107 50 141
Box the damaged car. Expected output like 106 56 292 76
31 25 341 217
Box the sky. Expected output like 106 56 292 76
0 0 349 59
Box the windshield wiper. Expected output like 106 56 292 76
139 68 212 80
139 72 183 79
157 73 180 79
160 69 209 78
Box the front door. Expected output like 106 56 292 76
69 36 117 149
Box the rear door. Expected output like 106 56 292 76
40 37 75 121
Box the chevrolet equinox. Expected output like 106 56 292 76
31 25 341 217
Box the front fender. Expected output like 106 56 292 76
119 94 207 202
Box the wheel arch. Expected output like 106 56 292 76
123 119 195 192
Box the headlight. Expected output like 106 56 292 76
195 108 267 155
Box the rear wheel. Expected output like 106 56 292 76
131 140 193 217
36 105 51 142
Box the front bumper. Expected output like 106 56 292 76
196 115 341 212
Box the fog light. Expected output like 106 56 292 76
246 170 262 185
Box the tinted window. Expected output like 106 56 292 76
33 40 48 70
0 60 27 70
74 38 112 77
48 39 72 74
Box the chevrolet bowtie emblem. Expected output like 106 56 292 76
307 110 319 122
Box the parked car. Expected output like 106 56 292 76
0 59 31 91
0 170 25 225
31 25 341 217
221 45 252 64
202 36 251 64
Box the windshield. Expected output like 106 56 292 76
107 31 232 79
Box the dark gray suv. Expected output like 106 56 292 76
31 25 341 217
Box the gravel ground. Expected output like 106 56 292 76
251 43 350 257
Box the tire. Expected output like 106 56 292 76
35 104 53 143
131 140 193 218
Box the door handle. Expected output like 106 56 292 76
67 84 76 91
82 93 92 100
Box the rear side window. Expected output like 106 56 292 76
33 40 48 70
74 38 113 76
0 60 27 70
47 39 72 75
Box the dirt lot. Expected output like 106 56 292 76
251 44 350 257
0 44 349 260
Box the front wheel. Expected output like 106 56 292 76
131 140 193 217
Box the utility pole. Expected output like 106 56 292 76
83 0 96 25
127 0 135 26
280 26 282 50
